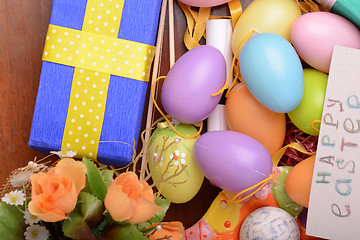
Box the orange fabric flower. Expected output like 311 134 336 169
104 172 162 224
148 222 184 240
28 158 87 222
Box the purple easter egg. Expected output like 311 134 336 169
193 130 273 194
161 45 226 124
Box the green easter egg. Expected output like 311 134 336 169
272 166 303 217
148 122 204 204
287 68 328 136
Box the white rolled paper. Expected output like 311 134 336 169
206 19 233 132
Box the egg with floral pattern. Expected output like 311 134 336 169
147 122 204 203
240 207 300 240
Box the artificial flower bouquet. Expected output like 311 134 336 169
0 154 184 240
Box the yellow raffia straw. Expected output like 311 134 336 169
296 0 310 13
212 29 256 97
228 0 243 28
225 70 239 98
221 171 277 203
296 0 327 13
312 119 321 132
178 0 244 49
151 76 203 139
178 1 210 50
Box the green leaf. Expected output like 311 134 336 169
62 192 106 239
100 170 114 187
78 192 104 226
81 177 92 195
82 158 108 201
137 198 171 232
0 202 26 240
154 198 171 220
62 210 97 240
101 223 147 240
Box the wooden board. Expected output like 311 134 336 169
0 0 221 228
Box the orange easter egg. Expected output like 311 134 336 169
285 155 316 208
225 83 286 156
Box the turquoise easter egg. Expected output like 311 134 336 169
239 33 304 113
148 122 204 204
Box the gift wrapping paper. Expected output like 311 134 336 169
29 0 162 166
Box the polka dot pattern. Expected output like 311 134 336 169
62 69 110 159
83 0 124 37
43 24 155 82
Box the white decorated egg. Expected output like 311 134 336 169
240 207 300 240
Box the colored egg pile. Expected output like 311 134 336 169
148 0 360 238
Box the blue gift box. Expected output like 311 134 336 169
29 0 162 166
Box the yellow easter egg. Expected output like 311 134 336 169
148 122 204 203
232 0 301 57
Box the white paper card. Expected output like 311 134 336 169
206 19 232 132
307 45 360 239
206 19 233 85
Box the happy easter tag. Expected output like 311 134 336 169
307 45 360 240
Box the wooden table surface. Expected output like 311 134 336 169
1 0 259 228
0 0 53 183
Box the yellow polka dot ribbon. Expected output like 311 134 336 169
43 24 155 82
82 0 124 37
42 0 156 160
62 69 110 158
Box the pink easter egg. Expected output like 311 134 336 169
179 0 231 7
291 12 360 73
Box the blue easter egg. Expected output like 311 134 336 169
239 33 304 113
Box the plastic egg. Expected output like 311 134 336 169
161 45 226 124
178 0 230 7
193 130 272 194
291 12 360 73
271 166 303 217
285 156 316 208
225 83 286 156
232 0 301 55
148 122 204 203
239 33 304 113
297 208 308 228
288 69 328 136
240 207 300 240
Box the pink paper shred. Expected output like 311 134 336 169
279 119 318 167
